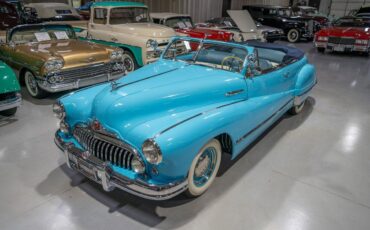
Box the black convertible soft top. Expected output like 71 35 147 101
243 40 305 63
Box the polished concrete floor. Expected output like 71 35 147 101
1 42 370 230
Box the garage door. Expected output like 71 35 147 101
329 0 370 17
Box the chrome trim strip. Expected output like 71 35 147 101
225 89 244 97
55 133 188 200
0 94 22 112
112 67 181 91
236 98 293 144
154 99 247 138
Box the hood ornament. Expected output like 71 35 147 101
110 80 118 91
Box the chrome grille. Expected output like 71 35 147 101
58 63 110 82
328 37 355 45
73 126 135 169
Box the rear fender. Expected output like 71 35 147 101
294 63 316 105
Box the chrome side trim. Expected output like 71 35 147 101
0 94 22 112
236 98 293 144
154 99 247 138
55 133 188 200
225 89 244 97
112 67 181 91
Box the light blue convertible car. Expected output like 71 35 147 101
54 37 316 200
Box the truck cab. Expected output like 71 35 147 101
86 1 176 71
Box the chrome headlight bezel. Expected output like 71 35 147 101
142 139 162 165
110 49 124 61
146 39 158 51
44 59 64 73
52 101 65 120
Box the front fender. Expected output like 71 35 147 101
149 100 246 183
59 83 109 127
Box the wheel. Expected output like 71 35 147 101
289 100 306 115
317 47 325 53
122 51 138 73
185 139 222 197
287 29 300 43
24 70 47 98
0 107 17 116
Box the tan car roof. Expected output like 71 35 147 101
25 3 80 19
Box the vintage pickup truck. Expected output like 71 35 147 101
73 1 176 72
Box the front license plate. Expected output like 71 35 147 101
333 46 345 52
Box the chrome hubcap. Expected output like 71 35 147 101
25 72 38 96
123 55 134 72
193 147 217 187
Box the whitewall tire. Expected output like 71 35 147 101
24 70 47 98
186 139 222 197
289 100 306 115
287 29 300 43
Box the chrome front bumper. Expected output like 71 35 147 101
54 133 188 200
38 73 123 93
0 93 22 112
315 42 370 52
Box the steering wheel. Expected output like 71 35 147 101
221 56 244 72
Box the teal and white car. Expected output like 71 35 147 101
78 1 176 72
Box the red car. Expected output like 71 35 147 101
0 0 21 30
150 13 233 42
314 17 370 55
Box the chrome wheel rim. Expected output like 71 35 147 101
122 54 134 72
289 30 298 41
193 147 217 187
25 71 38 96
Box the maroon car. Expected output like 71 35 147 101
0 0 20 30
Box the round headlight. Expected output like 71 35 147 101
142 139 162 164
44 59 64 72
52 102 65 120
146 39 158 50
131 156 145 174
110 51 117 60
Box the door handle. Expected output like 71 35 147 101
283 72 290 78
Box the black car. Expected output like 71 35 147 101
243 5 320 43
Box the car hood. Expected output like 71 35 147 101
227 10 257 33
110 23 176 38
85 60 246 139
17 40 111 68
0 61 20 94
319 27 370 38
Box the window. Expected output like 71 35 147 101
110 7 149 24
0 5 14 14
55 9 72 14
152 18 160 24
93 8 107 24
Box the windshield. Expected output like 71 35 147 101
163 38 247 73
110 7 149 24
166 16 193 29
270 8 292 17
9 26 76 44
334 18 370 27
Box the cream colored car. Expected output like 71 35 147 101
81 1 176 72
